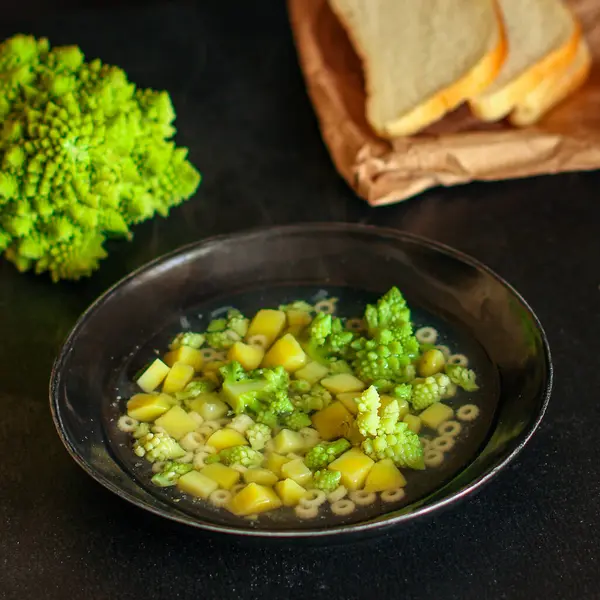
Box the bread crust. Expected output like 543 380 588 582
469 7 582 122
328 0 507 138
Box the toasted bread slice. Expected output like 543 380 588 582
327 0 506 138
510 38 591 127
469 0 581 122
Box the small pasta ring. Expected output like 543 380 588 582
117 415 138 433
457 404 480 422
438 420 462 437
448 353 469 367
300 490 327 508
415 326 438 344
424 449 444 468
349 490 377 506
435 344 451 358
230 483 246 495
380 488 405 503
432 435 455 453
330 499 355 516
314 299 337 314
295 504 319 519
209 489 232 507
247 334 268 350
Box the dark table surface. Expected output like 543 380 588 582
1 2 600 599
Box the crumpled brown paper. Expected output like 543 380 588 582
287 0 600 206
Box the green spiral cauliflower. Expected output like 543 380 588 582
445 364 479 392
133 431 185 462
245 422 271 450
150 461 193 487
290 383 332 413
356 385 380 437
312 469 341 493
207 445 263 468
304 438 351 471
169 332 205 350
0 34 201 281
206 309 249 349
411 373 451 410
283 410 312 431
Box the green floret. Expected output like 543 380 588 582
150 461 193 487
445 364 479 392
364 287 412 338
169 332 205 350
279 300 313 313
205 309 249 349
207 445 263 468
283 411 312 431
304 438 351 470
133 422 150 439
246 422 272 450
392 383 413 402
268 390 295 415
133 431 185 462
304 313 356 363
351 329 418 385
289 379 311 394
290 383 332 412
379 398 400 434
256 410 278 430
411 373 451 411
356 386 381 437
312 469 341 493
307 312 332 347
175 378 216 401
362 422 424 470
0 34 201 281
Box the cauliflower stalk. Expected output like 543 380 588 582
0 34 201 281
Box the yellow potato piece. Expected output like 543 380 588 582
161 362 195 394
163 346 204 372
294 361 329 385
261 334 308 372
177 471 218 499
403 414 422 434
265 453 292 477
154 405 198 440
272 429 305 455
320 373 366 394
420 402 454 430
275 478 307 507
311 401 354 441
228 482 282 516
206 428 249 452
136 359 170 393
126 393 173 421
187 393 229 420
363 458 407 492
200 463 240 490
227 342 264 370
337 392 361 415
328 448 374 490
280 458 312 486
245 309 287 348
286 310 312 328
243 468 279 486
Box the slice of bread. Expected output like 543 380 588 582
327 0 506 138
510 38 591 127
469 0 580 122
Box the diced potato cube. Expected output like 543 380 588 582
420 402 454 430
261 334 308 372
311 401 354 441
203 360 226 373
228 482 282 516
126 393 172 421
154 405 198 440
320 373 366 394
328 448 374 490
281 458 312 486
161 362 195 394
397 399 410 420
136 359 170 393
265 453 292 477
363 458 407 492
187 393 229 420
243 468 279 486
228 341 264 370
200 463 240 490
163 346 204 372
222 380 267 413
286 309 312 328
337 392 361 415
177 470 218 499
245 309 287 348
403 414 422 434
294 361 330 385
206 429 249 452
272 429 305 455
275 478 307 506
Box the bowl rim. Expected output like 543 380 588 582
49 222 553 538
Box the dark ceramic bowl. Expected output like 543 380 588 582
50 223 552 539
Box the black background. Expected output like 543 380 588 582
1 2 599 599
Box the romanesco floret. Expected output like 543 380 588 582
133 431 185 462
290 383 332 412
445 364 479 392
245 422 271 450
312 469 341 493
169 332 205 350
379 398 400 434
392 383 413 402
133 422 150 439
328 359 352 374
356 385 380 437
283 411 312 431
175 378 216 401
256 410 278 430
308 312 332 346
206 309 249 349
150 461 193 487
268 390 295 415
0 35 201 281
289 379 311 394
364 287 411 338
304 438 351 470
411 373 451 410
207 445 263 468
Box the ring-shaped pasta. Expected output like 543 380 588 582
438 420 462 437
415 326 438 344
327 485 348 504
246 334 268 350
209 489 232 508
179 431 205 452
457 404 480 422
432 435 455 453
380 488 405 503
117 415 138 433
300 489 327 508
192 451 210 470
448 353 469 367
349 490 377 506
330 499 355 516
295 504 319 519
435 344 451 358
314 299 337 314
424 449 444 468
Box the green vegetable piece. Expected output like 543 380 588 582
283 411 312 431
304 438 351 471
312 469 341 493
169 332 205 350
411 373 451 411
445 364 479 392
245 422 272 450
150 461 193 487
209 445 264 468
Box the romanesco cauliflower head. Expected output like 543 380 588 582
361 422 424 470
206 310 249 349
290 383 332 412
312 469 341 493
150 461 193 487
0 34 201 281
304 438 351 470
356 385 381 437
283 410 312 431
169 332 205 350
411 373 451 410
445 364 479 392
133 431 185 462
209 445 263 468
